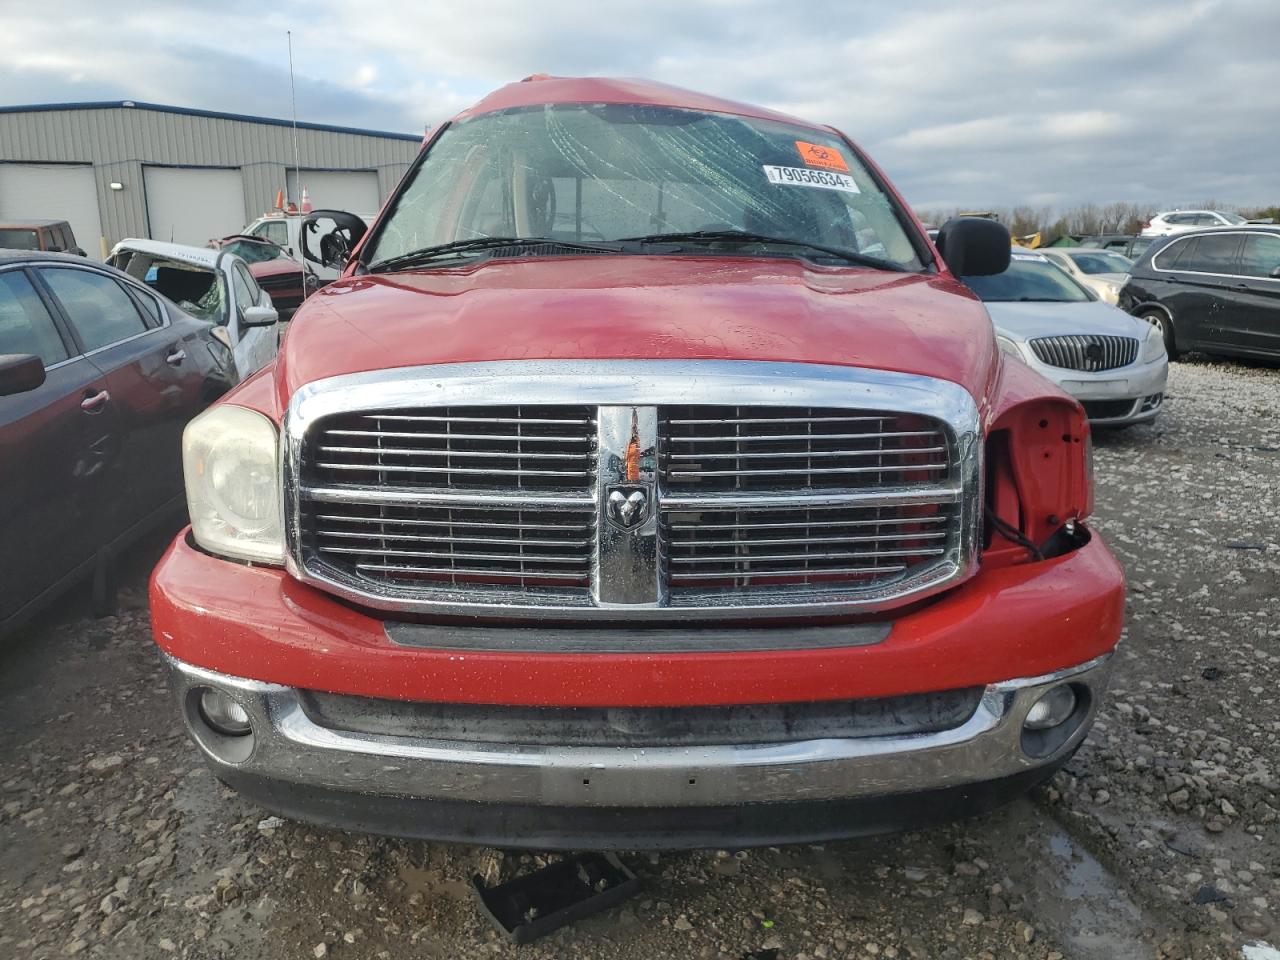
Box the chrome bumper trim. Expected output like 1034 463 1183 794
166 652 1111 809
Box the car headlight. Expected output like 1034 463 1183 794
183 405 284 564
1140 322 1166 362
996 335 1023 358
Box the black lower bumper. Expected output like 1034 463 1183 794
217 760 1067 851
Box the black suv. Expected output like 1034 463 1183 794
1120 227 1280 360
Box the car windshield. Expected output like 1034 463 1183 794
1219 211 1247 225
366 103 923 271
1068 251 1133 274
964 254 1092 302
0 229 40 250
220 238 285 264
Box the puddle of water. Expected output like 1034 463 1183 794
978 800 1151 960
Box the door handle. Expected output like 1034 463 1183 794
166 348 187 365
81 389 110 413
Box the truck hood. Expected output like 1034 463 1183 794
985 299 1150 341
276 256 998 411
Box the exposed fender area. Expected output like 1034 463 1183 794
983 358 1093 562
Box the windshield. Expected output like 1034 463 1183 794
1220 211 1247 225
221 238 284 264
366 104 923 271
0 229 40 250
964 254 1092 303
1067 251 1133 274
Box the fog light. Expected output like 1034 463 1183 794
1024 685 1077 730
197 687 252 736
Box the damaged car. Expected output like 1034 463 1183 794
108 239 279 382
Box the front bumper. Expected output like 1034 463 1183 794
167 652 1111 849
1016 352 1168 425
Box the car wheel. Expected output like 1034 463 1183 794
1138 309 1178 360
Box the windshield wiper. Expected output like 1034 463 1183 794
619 230 907 271
368 236 624 273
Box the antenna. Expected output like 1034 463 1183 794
287 30 302 205
287 29 307 327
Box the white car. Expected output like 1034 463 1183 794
1141 210 1248 237
1038 247 1133 304
964 252 1168 426
241 212 375 281
107 239 279 382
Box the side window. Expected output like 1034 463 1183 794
45 227 64 252
130 287 166 328
1189 234 1242 274
1155 237 1193 270
0 270 70 365
253 220 289 246
39 267 149 352
231 263 257 313
1239 235 1280 279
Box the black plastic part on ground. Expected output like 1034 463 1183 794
471 852 640 943
216 760 1068 851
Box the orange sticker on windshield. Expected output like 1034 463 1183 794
795 141 850 172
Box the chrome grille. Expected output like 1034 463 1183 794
311 405 596 491
660 406 949 492
308 501 594 591
1028 335 1138 372
663 501 958 596
286 361 982 621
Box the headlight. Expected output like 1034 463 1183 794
183 405 284 563
996 335 1023 358
1140 322 1166 362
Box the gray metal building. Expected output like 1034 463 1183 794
0 101 421 257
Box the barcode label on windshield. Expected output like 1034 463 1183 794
763 165 859 193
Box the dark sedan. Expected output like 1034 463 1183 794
1120 227 1280 361
0 251 236 634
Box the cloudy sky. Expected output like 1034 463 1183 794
2 0 1277 210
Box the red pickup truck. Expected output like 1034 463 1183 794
150 77 1122 849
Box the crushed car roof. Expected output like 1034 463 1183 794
110 238 222 270
454 76 824 130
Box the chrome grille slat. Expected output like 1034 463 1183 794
320 546 587 564
319 445 590 460
667 462 948 478
670 564 908 582
1028 334 1138 372
315 462 592 477
666 446 947 460
317 530 592 548
672 531 948 547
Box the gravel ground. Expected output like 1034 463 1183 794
1 356 1277 960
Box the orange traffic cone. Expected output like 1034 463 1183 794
300 187 312 214
274 189 285 210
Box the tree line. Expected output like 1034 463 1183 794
916 202 1280 240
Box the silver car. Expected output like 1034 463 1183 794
965 252 1168 426
1038 247 1133 305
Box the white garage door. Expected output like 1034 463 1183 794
286 170 381 216
144 166 246 246
0 163 104 257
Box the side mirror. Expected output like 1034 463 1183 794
241 305 279 327
937 217 1012 277
300 210 368 271
0 354 46 397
